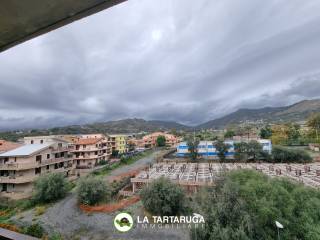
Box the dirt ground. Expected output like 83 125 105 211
10 150 190 240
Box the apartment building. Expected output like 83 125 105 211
142 132 179 148
71 136 111 176
23 135 72 145
108 134 128 154
0 140 21 154
0 141 72 199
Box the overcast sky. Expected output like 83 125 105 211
1 0 320 130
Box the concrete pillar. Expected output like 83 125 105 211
132 182 135 193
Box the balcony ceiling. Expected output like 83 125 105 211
0 0 126 52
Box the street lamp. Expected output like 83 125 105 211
275 221 284 240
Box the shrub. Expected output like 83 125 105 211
110 177 130 197
49 232 63 240
32 173 68 204
77 177 110 205
120 155 130 164
24 223 45 238
156 135 166 147
34 206 46 216
140 177 187 216
98 159 108 165
272 146 312 163
192 170 320 240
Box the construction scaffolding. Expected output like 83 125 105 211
130 163 320 194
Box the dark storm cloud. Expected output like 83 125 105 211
1 0 320 129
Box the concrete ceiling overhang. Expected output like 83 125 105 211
0 0 126 52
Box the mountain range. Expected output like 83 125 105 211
1 99 320 139
197 99 320 129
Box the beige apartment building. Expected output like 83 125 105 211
71 135 111 176
0 141 73 199
141 132 180 148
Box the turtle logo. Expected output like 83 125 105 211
114 212 133 232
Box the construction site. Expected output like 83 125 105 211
127 162 320 194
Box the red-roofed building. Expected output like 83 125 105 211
70 135 111 176
141 132 180 148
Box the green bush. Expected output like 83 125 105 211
272 146 312 163
156 135 166 147
110 177 130 197
120 155 130 164
49 232 63 240
192 170 320 240
32 173 68 204
98 159 108 165
24 223 45 238
140 177 187 216
77 177 110 205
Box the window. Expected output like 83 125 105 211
36 155 42 162
47 154 50 159
31 140 34 144
46 165 49 170
40 140 44 144
35 168 41 174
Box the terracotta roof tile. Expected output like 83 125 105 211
74 138 103 145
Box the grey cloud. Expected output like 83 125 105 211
1 0 320 130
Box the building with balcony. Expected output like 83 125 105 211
23 135 74 145
0 142 73 199
142 132 180 148
0 140 21 154
108 134 128 154
71 136 111 176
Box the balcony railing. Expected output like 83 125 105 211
0 167 71 184
0 175 37 183
0 157 72 170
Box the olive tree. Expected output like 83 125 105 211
77 176 110 205
140 177 187 216
33 173 68 203
215 140 230 162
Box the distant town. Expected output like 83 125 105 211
1 111 320 199
1 112 320 239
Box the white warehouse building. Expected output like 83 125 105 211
176 139 272 158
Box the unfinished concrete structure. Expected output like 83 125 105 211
131 163 217 193
130 162 320 194
0 141 73 199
